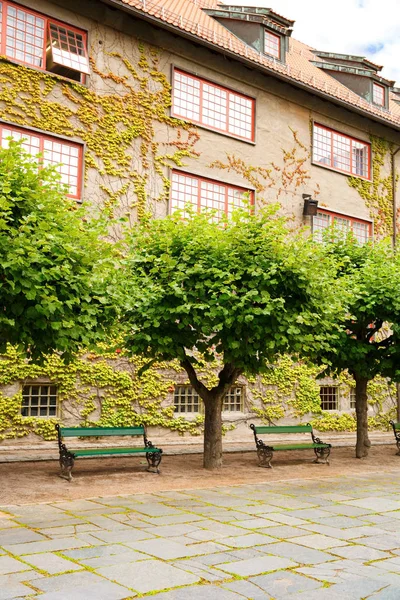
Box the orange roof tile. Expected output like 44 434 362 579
114 0 400 130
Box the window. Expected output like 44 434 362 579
320 386 338 411
0 1 89 82
313 209 372 244
171 171 252 220
21 384 58 417
172 70 255 142
1 123 83 199
264 30 280 59
313 124 370 179
174 386 244 413
373 83 385 107
350 388 356 409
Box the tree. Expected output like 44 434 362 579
318 237 400 458
117 207 342 469
0 141 115 360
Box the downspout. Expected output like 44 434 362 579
392 147 400 420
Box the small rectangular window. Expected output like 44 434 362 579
174 385 244 413
171 171 252 220
0 123 83 199
172 70 255 142
320 386 338 411
350 389 356 409
21 384 58 417
0 1 88 82
312 209 371 245
313 124 370 179
373 83 385 107
264 30 280 59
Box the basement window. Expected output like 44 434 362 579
21 384 58 417
174 385 244 413
319 386 338 411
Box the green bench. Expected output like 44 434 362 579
389 421 400 455
55 424 163 481
250 423 331 468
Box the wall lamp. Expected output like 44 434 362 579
302 193 319 216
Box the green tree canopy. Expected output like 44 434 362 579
117 207 343 469
0 141 115 360
316 236 400 457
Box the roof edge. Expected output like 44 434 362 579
99 0 400 134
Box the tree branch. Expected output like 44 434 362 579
366 320 383 342
180 355 210 401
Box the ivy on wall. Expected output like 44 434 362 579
347 135 396 236
0 44 199 222
0 40 396 440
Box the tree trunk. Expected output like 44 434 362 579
203 393 224 470
396 382 400 422
355 375 371 458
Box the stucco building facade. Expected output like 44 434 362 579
0 0 399 446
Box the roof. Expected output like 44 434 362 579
108 0 400 130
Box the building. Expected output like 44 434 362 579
0 0 399 447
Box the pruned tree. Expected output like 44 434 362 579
117 207 342 469
317 237 400 458
0 141 115 360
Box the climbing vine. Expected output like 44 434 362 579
209 128 320 199
347 135 395 236
0 43 199 224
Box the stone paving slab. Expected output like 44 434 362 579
2 470 400 598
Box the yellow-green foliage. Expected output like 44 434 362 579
253 356 322 419
347 136 395 236
0 43 199 221
0 345 204 441
0 346 395 441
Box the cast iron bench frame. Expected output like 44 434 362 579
55 424 163 481
389 420 400 455
250 423 331 468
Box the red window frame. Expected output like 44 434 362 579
0 0 89 81
170 170 254 218
264 30 280 59
313 123 371 180
313 209 372 244
0 122 83 199
372 82 385 107
172 69 255 142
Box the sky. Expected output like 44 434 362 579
225 0 400 86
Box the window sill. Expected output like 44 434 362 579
171 113 256 146
0 56 89 88
311 160 372 182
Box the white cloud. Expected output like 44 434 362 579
221 0 400 85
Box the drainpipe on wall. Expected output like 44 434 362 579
391 147 400 420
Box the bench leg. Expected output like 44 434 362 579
146 450 162 474
59 447 75 481
313 447 331 465
257 445 273 468
395 440 400 456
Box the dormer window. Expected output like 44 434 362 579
264 30 280 59
372 82 385 107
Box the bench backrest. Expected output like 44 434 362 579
58 426 145 437
390 421 400 431
252 425 312 435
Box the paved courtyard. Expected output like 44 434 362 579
1 471 400 599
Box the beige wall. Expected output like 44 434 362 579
5 0 399 231
0 0 398 443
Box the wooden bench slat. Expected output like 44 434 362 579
254 425 312 434
272 443 330 451
59 427 145 437
73 447 161 457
